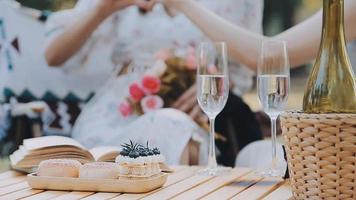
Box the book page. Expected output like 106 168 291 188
89 146 121 161
23 136 86 151
10 136 95 171
9 145 28 166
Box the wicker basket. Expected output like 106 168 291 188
280 111 356 200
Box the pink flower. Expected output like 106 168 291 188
142 75 161 94
154 49 172 61
118 101 132 118
129 83 145 102
141 95 164 113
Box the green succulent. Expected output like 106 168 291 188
120 140 161 158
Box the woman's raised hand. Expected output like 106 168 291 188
95 0 157 17
94 0 186 19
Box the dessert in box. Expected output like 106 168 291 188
116 141 164 177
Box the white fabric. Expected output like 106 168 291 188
11 101 46 117
45 0 264 96
235 140 286 172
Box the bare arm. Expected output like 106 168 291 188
45 6 109 66
45 0 154 66
163 0 356 71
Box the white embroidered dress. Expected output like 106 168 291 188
45 0 264 165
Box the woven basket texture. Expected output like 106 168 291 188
281 111 356 200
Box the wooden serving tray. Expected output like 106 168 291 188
27 172 168 193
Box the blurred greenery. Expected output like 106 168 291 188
263 0 302 35
263 0 322 36
15 0 77 11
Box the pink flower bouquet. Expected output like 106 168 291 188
118 48 196 117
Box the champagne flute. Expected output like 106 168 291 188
197 42 230 176
257 40 290 177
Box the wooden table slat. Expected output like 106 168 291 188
231 177 284 200
0 171 23 180
0 188 43 200
22 191 69 200
141 173 214 200
262 181 293 200
169 165 189 172
164 166 201 186
50 191 95 200
0 177 25 188
80 192 121 200
201 171 263 200
111 166 200 200
171 168 251 200
0 181 29 196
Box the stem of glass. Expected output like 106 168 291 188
270 116 278 170
208 117 218 168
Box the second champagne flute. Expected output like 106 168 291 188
197 42 230 176
257 40 290 177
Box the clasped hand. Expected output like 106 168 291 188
95 0 185 17
95 0 156 17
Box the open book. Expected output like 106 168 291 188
10 136 121 173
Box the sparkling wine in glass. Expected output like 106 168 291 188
197 42 230 176
257 40 290 177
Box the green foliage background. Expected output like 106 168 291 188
15 0 77 11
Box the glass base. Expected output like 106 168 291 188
256 168 284 177
197 166 232 176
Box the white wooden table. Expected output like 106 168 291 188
0 166 293 200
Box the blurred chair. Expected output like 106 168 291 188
235 140 286 171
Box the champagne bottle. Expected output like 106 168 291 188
303 0 356 113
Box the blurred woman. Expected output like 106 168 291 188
44 0 264 166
